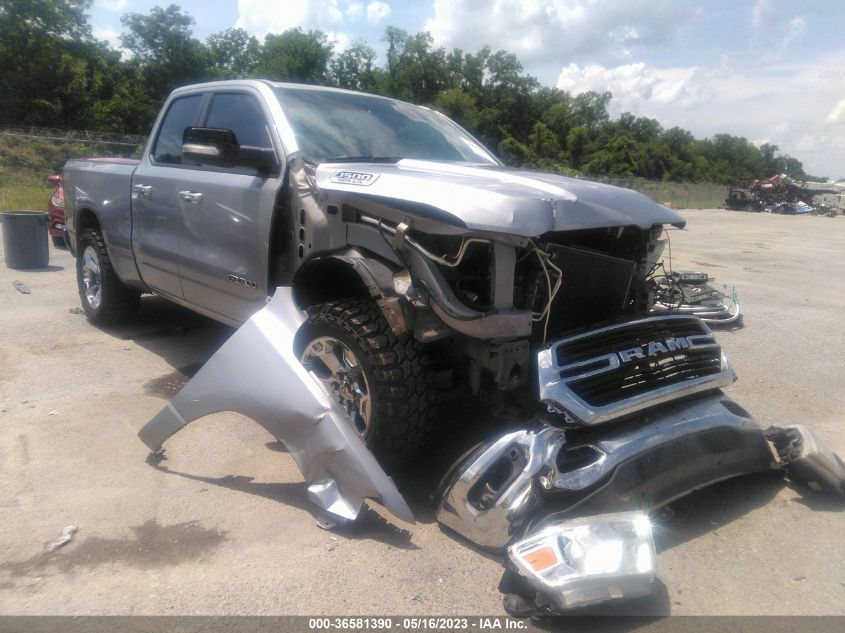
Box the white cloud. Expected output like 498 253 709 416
555 49 845 178
346 1 364 18
327 30 351 52
235 0 345 38
749 0 809 62
93 26 120 47
366 1 391 25
826 99 845 124
93 26 132 59
795 134 822 152
556 62 699 110
751 0 775 28
94 0 128 10
424 0 689 64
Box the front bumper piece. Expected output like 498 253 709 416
436 396 845 614
435 393 773 551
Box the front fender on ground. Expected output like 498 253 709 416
137 287 414 525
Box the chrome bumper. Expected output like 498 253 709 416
435 392 774 551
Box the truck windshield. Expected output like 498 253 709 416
273 87 499 165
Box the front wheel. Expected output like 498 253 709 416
297 299 439 468
76 228 140 325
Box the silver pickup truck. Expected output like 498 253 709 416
63 80 844 614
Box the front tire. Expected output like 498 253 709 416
297 299 439 468
76 228 140 325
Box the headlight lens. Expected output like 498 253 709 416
508 511 657 610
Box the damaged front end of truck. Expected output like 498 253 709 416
139 143 844 613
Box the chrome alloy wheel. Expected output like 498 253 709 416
81 245 102 310
300 336 372 437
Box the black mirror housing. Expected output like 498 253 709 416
181 127 276 174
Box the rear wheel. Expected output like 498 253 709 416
76 228 140 325
297 299 439 467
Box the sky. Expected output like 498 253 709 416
89 0 845 179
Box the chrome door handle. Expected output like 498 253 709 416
178 191 203 203
132 184 152 197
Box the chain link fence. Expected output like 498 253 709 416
0 128 147 209
583 176 728 209
1 127 731 211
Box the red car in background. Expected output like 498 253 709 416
47 174 66 248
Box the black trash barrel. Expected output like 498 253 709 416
2 211 50 269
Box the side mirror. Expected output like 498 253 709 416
182 127 277 174
182 127 239 166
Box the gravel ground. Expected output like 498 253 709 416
0 208 843 616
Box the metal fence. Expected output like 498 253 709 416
584 176 728 209
0 126 147 148
1 127 731 209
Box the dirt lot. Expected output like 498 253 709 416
1 209 843 616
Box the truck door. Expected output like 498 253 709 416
130 93 205 300
176 90 283 323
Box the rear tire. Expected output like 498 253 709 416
76 228 140 325
297 298 439 468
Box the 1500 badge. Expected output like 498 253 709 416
330 171 379 186
228 274 257 289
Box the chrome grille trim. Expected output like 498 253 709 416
537 315 735 425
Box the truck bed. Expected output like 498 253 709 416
64 157 140 286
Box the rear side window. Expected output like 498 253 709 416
206 93 272 149
152 95 203 164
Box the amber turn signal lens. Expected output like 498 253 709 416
523 546 559 571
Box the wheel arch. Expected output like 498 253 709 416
292 249 398 310
75 207 101 234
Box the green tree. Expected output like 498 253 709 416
432 88 478 129
0 0 121 127
120 5 211 98
566 126 590 169
0 7 823 182
528 121 559 161
381 30 450 103
330 40 381 92
208 27 260 78
256 28 333 83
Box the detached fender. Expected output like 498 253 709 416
137 287 414 524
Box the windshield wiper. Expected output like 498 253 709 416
322 155 402 164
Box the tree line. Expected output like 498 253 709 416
0 0 824 182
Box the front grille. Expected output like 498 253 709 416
537 315 734 425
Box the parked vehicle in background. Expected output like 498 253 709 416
46 174 65 248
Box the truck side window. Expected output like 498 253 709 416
152 95 203 164
205 93 275 174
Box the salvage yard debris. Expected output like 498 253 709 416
652 270 742 326
725 173 844 215
13 280 30 294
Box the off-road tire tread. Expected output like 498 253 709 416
76 228 140 325
303 298 439 466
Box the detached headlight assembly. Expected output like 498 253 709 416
507 511 656 610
